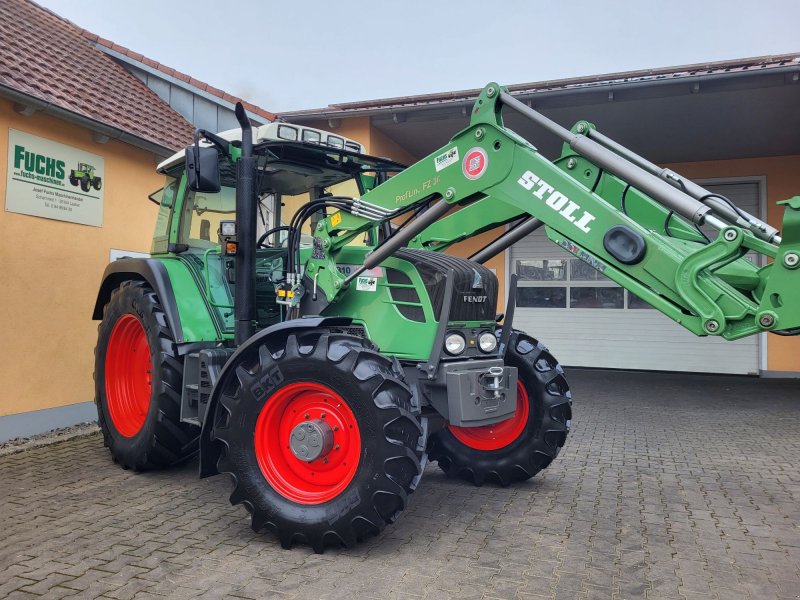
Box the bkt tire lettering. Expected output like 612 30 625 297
517 170 596 233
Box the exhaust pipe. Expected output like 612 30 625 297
234 103 257 345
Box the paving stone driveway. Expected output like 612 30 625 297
1 369 799 600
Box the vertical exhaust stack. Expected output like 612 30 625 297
234 103 257 345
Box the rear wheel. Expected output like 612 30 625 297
212 331 425 552
428 330 571 486
94 280 198 470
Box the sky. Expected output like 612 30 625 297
37 0 800 113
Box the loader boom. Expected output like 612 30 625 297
302 83 800 341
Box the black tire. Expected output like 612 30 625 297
94 280 199 470
212 331 425 552
69 175 78 186
92 177 102 190
80 176 90 192
428 330 572 486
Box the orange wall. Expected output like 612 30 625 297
303 117 418 166
664 155 800 373
0 98 164 416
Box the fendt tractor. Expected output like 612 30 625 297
93 83 800 552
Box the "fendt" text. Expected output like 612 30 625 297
517 170 596 233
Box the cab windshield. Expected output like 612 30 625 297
160 142 406 252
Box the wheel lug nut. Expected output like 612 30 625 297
323 458 329 464
321 412 326 418
334 444 340 451
304 413 310 419
333 426 339 431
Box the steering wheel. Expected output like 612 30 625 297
257 226 292 248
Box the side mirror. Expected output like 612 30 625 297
185 146 220 193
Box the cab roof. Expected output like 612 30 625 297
157 122 370 174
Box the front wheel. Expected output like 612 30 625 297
428 330 572 486
213 331 425 552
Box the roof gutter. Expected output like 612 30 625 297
0 84 179 158
280 63 800 122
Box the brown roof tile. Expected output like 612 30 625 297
0 0 195 151
84 29 276 122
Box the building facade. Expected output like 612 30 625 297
0 0 272 440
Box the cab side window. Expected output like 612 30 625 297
150 176 180 254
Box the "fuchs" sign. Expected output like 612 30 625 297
6 129 104 227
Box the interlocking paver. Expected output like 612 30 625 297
1 369 799 599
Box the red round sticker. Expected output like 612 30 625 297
463 147 488 180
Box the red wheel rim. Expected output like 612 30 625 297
105 314 152 438
449 380 530 451
254 382 361 505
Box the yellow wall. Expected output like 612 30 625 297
664 154 800 373
0 98 164 416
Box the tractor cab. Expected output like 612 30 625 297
148 123 406 334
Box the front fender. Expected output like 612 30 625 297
197 316 353 478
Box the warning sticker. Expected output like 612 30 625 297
336 265 383 278
356 276 378 292
462 147 488 180
434 147 459 172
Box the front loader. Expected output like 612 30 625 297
92 84 800 552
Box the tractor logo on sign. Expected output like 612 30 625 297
463 147 488 180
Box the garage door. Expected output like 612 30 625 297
509 181 761 374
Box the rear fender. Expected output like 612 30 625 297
92 257 219 344
198 316 353 478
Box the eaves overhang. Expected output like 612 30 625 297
0 83 178 158
279 54 800 123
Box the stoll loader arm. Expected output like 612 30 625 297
300 83 800 341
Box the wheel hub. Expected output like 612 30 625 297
289 419 334 461
254 381 361 504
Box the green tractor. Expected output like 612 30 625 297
93 84 800 552
70 162 102 192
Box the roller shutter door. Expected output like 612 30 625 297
509 181 761 374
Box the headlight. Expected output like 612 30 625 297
478 331 498 353
444 332 466 355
